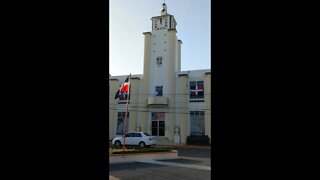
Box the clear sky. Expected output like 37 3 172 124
110 0 211 76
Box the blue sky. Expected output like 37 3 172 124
110 0 211 76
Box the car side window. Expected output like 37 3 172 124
125 133 133 137
136 133 142 137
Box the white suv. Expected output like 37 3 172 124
112 132 156 148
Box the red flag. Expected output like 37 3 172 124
115 75 130 99
120 83 129 93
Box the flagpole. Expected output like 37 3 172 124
122 73 131 150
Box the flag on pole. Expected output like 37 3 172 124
115 75 130 99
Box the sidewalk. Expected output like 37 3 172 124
108 140 211 149
109 175 119 180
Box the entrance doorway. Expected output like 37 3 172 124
151 112 165 136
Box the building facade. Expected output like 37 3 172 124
109 3 211 144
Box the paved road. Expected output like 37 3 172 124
109 147 211 180
175 147 211 159
110 161 210 180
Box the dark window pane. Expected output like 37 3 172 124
190 91 196 96
159 127 165 136
197 91 204 98
152 128 157 136
152 121 157 126
190 82 196 90
156 86 163 96
159 121 165 127
116 119 124 134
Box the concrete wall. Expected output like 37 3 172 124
178 75 188 144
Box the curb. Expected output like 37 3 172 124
110 150 177 157
155 144 211 149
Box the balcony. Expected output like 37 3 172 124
147 96 168 107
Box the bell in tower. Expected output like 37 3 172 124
161 3 167 15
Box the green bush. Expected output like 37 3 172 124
186 135 210 145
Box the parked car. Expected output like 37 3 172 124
112 132 156 148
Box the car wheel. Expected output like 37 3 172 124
115 141 121 148
139 142 145 148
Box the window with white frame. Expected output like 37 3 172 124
190 111 205 135
116 112 129 134
190 81 204 99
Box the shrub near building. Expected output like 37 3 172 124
186 135 210 146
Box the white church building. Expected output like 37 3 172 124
109 3 211 144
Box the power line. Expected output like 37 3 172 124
108 108 211 115
108 92 212 96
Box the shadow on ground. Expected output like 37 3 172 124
158 158 203 164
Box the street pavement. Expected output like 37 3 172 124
109 146 211 180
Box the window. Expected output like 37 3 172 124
156 56 163 66
155 86 163 96
125 133 133 137
190 111 205 135
134 133 142 137
190 81 204 99
116 112 129 134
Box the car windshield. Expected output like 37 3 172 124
143 132 151 136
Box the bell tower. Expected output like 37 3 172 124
151 3 177 31
141 2 183 141
143 3 181 96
